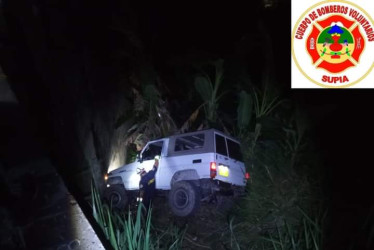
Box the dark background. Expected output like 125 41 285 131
1 0 373 249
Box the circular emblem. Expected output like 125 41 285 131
292 0 374 88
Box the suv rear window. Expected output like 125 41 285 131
215 134 228 156
227 139 243 161
175 134 205 151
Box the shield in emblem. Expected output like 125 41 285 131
306 15 365 73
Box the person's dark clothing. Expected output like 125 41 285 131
139 167 157 207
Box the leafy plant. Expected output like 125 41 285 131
194 59 227 128
229 89 325 248
124 85 177 148
178 104 203 133
237 90 253 134
91 181 119 249
91 182 185 250
253 81 283 119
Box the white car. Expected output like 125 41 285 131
105 128 249 217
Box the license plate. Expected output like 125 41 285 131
218 165 229 177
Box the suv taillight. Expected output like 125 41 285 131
245 172 250 180
210 162 217 178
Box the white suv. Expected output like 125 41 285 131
105 129 249 217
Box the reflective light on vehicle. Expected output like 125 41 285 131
245 172 250 180
210 162 217 170
218 165 229 177
210 162 217 178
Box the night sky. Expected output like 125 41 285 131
1 0 374 249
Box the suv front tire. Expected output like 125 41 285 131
104 185 128 211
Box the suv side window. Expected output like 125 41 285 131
227 139 243 161
142 141 163 161
174 134 205 151
215 134 228 156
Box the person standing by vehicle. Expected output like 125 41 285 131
139 156 159 208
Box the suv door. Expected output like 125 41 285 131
215 134 230 178
140 140 164 187
226 138 246 186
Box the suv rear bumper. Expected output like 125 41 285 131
200 178 246 197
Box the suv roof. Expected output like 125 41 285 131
169 128 240 143
165 128 242 158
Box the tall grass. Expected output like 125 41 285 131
259 207 326 250
91 182 185 250
231 90 326 249
223 207 325 250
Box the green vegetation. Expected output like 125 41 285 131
194 59 226 129
93 59 326 249
230 86 325 249
91 182 186 250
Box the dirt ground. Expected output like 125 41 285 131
151 195 239 250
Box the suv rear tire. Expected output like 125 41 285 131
168 181 200 217
104 185 128 211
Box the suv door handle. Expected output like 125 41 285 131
224 157 228 160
